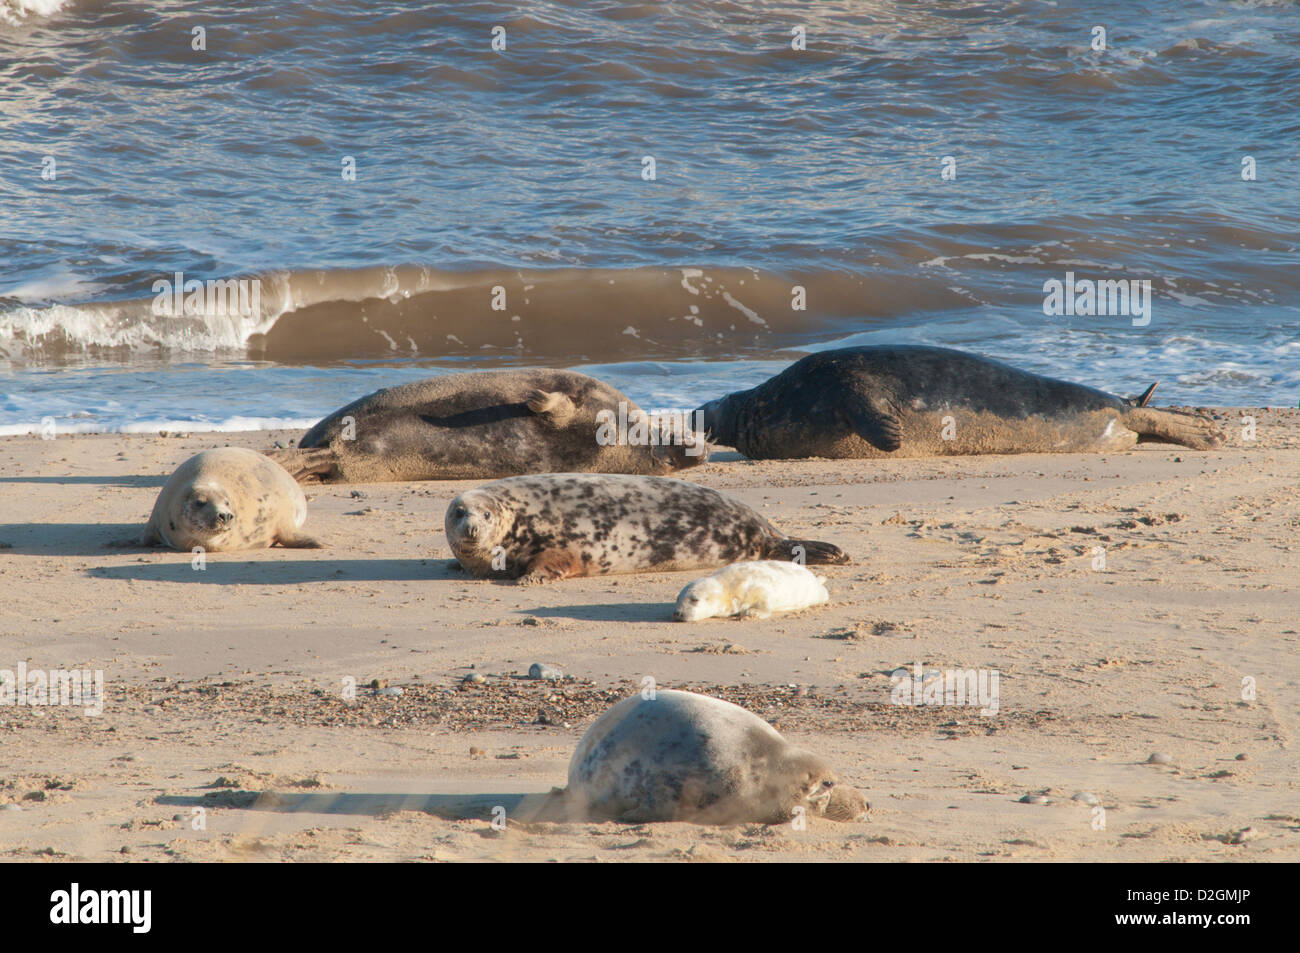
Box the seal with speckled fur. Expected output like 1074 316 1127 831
674 560 829 621
562 689 868 824
696 345 1224 459
445 473 848 584
267 369 705 483
143 448 320 551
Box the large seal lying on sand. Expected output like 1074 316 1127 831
445 473 849 583
144 447 320 551
562 689 868 824
268 369 704 483
696 345 1224 458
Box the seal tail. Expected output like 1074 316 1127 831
762 537 851 565
264 447 338 483
1122 406 1224 449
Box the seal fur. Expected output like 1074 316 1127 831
674 560 830 621
563 689 868 824
445 473 848 583
696 345 1224 459
143 447 320 551
268 369 705 483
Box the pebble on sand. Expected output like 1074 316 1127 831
528 663 563 681
1071 792 1100 806
1019 794 1050 805
1146 752 1174 765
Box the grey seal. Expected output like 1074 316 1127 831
143 448 320 551
445 473 849 583
268 369 705 483
696 345 1224 458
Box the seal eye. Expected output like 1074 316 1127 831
454 506 466 519
481 511 491 521
822 780 834 788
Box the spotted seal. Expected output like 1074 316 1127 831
444 473 849 583
563 689 868 824
143 447 320 551
268 369 705 483
696 345 1224 458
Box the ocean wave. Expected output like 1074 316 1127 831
0 0 67 27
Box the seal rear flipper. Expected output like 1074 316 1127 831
264 447 338 483
761 538 850 565
276 532 323 549
841 392 903 452
1123 407 1224 450
1128 382 1159 407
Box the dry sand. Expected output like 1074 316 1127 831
1 407 1297 862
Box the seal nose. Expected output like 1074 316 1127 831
216 510 234 525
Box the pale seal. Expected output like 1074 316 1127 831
563 689 868 824
143 447 320 551
674 560 830 621
445 473 849 583
696 345 1224 458
268 368 705 483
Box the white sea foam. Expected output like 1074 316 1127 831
0 0 68 26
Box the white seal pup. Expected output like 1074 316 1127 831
674 560 830 621
143 447 320 552
563 689 868 824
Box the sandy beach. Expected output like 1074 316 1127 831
1 407 1297 862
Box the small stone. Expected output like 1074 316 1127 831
528 663 562 681
535 707 561 726
1235 753 1249 761
462 673 486 686
3 803 20 812
1230 827 1260 844
1072 792 1099 806
469 747 485 758
1019 794 1050 805
521 617 541 627
369 678 388 690
1146 752 1174 765
379 686 403 697
350 490 366 498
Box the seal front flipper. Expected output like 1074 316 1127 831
760 537 850 565
841 392 902 452
265 447 338 484
525 389 577 427
517 548 584 584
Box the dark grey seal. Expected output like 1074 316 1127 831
268 369 705 483
696 345 1223 458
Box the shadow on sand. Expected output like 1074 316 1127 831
156 790 568 822
523 603 675 623
0 523 147 556
0 474 167 487
87 557 450 584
